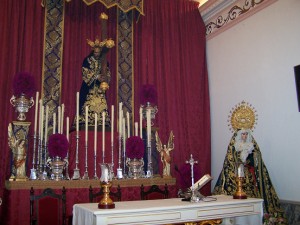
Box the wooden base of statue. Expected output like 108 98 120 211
233 177 247 199
98 181 115 209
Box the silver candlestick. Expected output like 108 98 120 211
93 154 98 179
39 143 48 180
82 143 89 179
64 154 70 180
30 133 38 180
116 135 123 179
72 134 81 180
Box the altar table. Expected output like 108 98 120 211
72 195 263 225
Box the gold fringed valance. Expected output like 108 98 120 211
42 0 144 15
82 0 144 15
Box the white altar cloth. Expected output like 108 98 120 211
72 195 263 225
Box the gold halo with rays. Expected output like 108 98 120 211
228 101 258 132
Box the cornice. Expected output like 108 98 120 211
199 0 278 39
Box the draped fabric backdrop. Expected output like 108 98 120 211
0 0 210 221
134 0 211 193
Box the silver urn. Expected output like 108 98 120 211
10 94 34 121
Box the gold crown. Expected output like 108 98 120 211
86 38 115 49
228 101 258 132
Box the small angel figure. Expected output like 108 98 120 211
155 131 175 177
8 123 27 180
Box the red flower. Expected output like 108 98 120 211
126 136 145 159
48 134 69 158
13 72 36 97
140 84 157 105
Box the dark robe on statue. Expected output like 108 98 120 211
213 130 286 222
78 51 111 127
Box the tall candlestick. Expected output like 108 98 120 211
139 107 143 138
111 105 114 144
61 103 65 134
135 122 138 136
44 105 49 145
66 117 69 141
94 113 97 155
102 111 105 162
58 106 61 134
34 92 39 133
76 92 79 134
85 106 88 145
53 113 56 134
127 112 130 138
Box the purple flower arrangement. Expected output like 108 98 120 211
12 72 36 97
48 134 69 159
126 136 145 159
140 84 157 105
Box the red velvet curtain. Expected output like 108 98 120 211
0 1 44 220
134 0 211 193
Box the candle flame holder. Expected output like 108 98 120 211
233 177 247 199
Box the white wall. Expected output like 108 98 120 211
207 0 300 201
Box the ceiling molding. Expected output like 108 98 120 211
199 0 278 40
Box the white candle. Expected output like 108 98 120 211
66 117 69 141
102 111 105 159
53 113 56 134
139 107 143 138
34 92 39 133
44 105 49 145
238 164 245 177
61 103 65 134
57 106 61 134
135 122 138 136
111 105 114 144
94 113 97 155
85 106 89 145
40 105 44 143
119 102 123 134
39 99 43 138
76 92 79 134
146 109 151 145
127 112 130 138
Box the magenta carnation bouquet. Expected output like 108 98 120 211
126 136 145 159
140 84 157 105
12 72 36 97
48 134 69 159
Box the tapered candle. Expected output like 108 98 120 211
127 112 130 138
102 111 105 160
66 117 69 141
135 122 138 136
40 105 44 143
58 106 61 134
146 109 151 145
44 105 49 145
139 107 143 138
53 113 56 134
61 103 65 134
39 99 43 138
34 92 39 133
111 105 114 144
85 106 88 145
76 92 79 134
123 117 126 140
119 102 123 134
94 113 97 155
